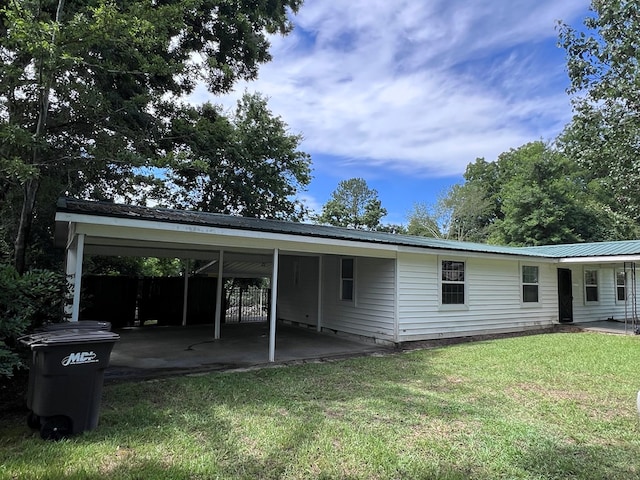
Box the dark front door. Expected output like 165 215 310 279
557 268 573 323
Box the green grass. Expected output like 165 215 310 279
1 331 640 479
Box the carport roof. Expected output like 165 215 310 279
56 198 640 261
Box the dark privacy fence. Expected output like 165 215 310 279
80 276 269 328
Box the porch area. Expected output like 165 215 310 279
575 319 639 335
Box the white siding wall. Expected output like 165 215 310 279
279 253 640 345
567 265 637 323
276 255 319 327
320 255 396 341
397 252 558 341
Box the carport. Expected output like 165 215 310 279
54 198 396 366
55 200 284 363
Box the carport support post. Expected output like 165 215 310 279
182 259 189 327
269 248 279 362
317 256 323 333
214 250 224 339
66 233 85 322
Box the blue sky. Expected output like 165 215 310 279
192 0 591 226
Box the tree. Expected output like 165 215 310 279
440 183 496 242
486 142 601 246
0 0 303 272
376 223 407 234
405 181 495 242
414 159 502 243
438 142 620 246
406 203 443 238
164 92 311 220
0 264 68 377
558 1 640 224
315 178 387 230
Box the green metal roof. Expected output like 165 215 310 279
519 240 640 258
56 198 640 260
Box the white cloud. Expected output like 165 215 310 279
191 0 590 177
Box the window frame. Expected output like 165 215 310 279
584 268 599 304
615 269 626 304
340 257 355 302
521 265 540 304
439 258 467 308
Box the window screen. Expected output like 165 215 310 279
522 265 539 303
441 260 465 305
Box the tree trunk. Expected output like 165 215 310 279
13 0 63 274
14 178 39 274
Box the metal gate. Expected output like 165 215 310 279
224 286 270 323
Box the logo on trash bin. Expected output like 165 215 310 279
61 351 99 366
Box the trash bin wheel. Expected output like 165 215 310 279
40 415 71 441
27 411 41 430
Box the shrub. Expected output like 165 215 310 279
0 263 69 377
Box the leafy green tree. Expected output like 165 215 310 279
440 142 621 246
164 93 311 220
0 264 68 377
405 181 495 242
406 203 443 238
376 223 407 234
439 183 496 242
0 0 303 273
486 142 601 246
316 178 388 230
558 0 640 224
418 159 502 243
84 256 185 277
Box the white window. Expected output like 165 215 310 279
340 258 354 301
441 260 465 305
522 265 539 303
584 269 599 303
616 270 626 302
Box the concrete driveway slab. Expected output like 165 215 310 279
106 322 390 381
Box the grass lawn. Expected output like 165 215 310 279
1 331 639 479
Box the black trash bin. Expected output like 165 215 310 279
20 329 120 440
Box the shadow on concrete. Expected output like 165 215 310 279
106 322 391 382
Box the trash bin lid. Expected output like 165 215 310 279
19 329 120 348
39 320 112 331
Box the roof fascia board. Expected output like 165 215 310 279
61 213 398 258
396 245 558 263
558 255 640 264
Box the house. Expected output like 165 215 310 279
55 198 640 361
